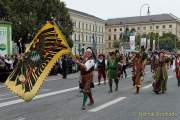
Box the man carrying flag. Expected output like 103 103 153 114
74 48 95 110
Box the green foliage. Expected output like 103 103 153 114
1 0 73 48
159 33 177 51
113 40 120 49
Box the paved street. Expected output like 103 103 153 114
0 66 179 120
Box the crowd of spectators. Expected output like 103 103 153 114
0 54 20 82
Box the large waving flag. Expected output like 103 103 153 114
5 21 71 101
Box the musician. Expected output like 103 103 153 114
74 49 95 110
176 52 180 87
107 51 119 93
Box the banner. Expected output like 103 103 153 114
153 40 156 51
147 39 150 50
141 38 146 48
0 27 8 56
129 36 135 50
5 21 71 101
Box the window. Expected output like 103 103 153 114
156 26 159 29
138 27 140 30
169 25 172 28
89 24 91 31
150 26 153 29
109 43 111 48
86 35 88 42
79 22 81 29
78 34 80 41
109 29 111 32
143 27 146 30
114 29 117 32
120 28 122 31
86 24 88 30
73 21 76 27
108 36 111 40
82 23 84 30
114 35 116 40
74 34 76 41
162 25 166 29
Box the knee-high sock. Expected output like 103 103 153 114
88 92 94 103
82 94 88 106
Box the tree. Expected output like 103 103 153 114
159 33 177 51
0 0 10 20
3 0 73 48
113 40 120 49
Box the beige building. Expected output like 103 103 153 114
68 9 105 55
105 14 180 52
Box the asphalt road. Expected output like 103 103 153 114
0 66 179 120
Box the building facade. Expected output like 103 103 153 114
68 9 105 55
105 14 180 52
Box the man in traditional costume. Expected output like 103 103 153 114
132 53 144 94
74 49 95 110
139 46 148 80
97 54 106 85
153 51 169 94
175 52 180 87
107 51 119 93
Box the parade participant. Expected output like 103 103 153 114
153 51 169 94
61 55 68 79
133 53 144 94
74 49 95 110
121 54 127 78
175 53 180 87
140 46 148 79
97 54 106 85
107 51 119 93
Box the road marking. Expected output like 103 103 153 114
168 75 173 79
0 80 106 108
0 96 18 101
142 84 152 89
0 85 5 88
14 117 26 120
89 97 127 112
0 93 12 97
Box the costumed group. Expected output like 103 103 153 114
73 46 180 110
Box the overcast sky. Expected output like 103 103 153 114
62 0 180 20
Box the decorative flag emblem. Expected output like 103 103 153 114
5 21 71 101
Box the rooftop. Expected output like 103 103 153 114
106 14 179 25
68 8 105 22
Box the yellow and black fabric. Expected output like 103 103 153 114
5 21 71 101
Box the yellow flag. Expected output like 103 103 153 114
5 21 71 101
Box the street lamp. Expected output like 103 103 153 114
140 3 150 16
139 3 150 49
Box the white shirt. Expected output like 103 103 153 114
85 59 95 71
